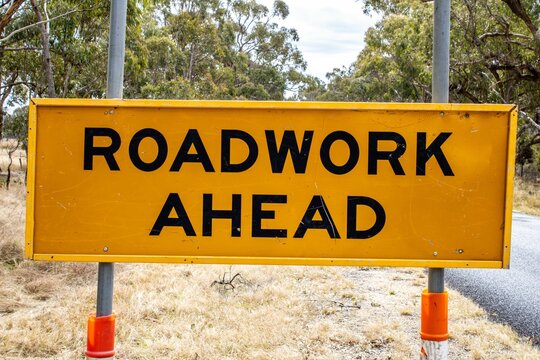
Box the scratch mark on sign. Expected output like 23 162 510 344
63 144 73 156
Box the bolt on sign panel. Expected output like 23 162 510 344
26 99 517 268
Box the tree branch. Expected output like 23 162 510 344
30 0 56 97
1 72 18 102
520 110 540 133
0 81 36 90
486 61 540 82
0 0 25 35
508 40 535 51
478 31 532 41
3 47 43 51
1 1 13 9
0 8 79 44
501 0 538 37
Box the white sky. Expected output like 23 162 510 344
258 0 379 80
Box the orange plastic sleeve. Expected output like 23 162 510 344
420 289 448 341
86 314 116 358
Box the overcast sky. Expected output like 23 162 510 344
258 0 379 81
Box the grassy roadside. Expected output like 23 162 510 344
513 178 540 216
1 184 539 359
2 263 539 359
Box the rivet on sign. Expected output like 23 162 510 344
433 252 438 256
439 112 445 117
464 113 470 118
103 246 109 252
458 249 464 254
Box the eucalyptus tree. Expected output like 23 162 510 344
1 0 310 141
136 0 307 100
309 0 540 172
0 0 113 137
1 0 30 138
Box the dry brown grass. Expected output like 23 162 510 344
513 178 540 216
1 182 539 359
0 184 25 266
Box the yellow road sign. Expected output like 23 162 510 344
26 99 516 268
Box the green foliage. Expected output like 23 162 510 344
305 0 540 170
124 0 308 100
1 0 311 131
308 0 432 102
5 0 537 171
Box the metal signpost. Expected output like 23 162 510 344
89 0 127 358
422 1 452 358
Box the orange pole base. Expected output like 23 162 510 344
86 314 116 359
420 289 448 341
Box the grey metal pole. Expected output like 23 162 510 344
420 1 451 359
429 0 450 293
432 0 451 104
106 0 128 100
86 3 127 358
97 0 128 318
97 262 115 316
428 267 444 293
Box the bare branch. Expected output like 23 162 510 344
501 0 538 37
44 0 50 34
508 40 535 51
5 139 21 190
0 8 79 44
1 72 18 102
478 32 532 41
0 0 25 35
0 81 36 89
30 0 56 97
3 47 43 51
520 110 540 133
210 271 247 290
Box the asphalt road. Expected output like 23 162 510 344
447 212 540 344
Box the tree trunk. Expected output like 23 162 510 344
30 0 56 98
6 148 13 190
0 92 3 144
0 106 3 144
187 43 196 83
62 62 71 97
0 43 4 141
